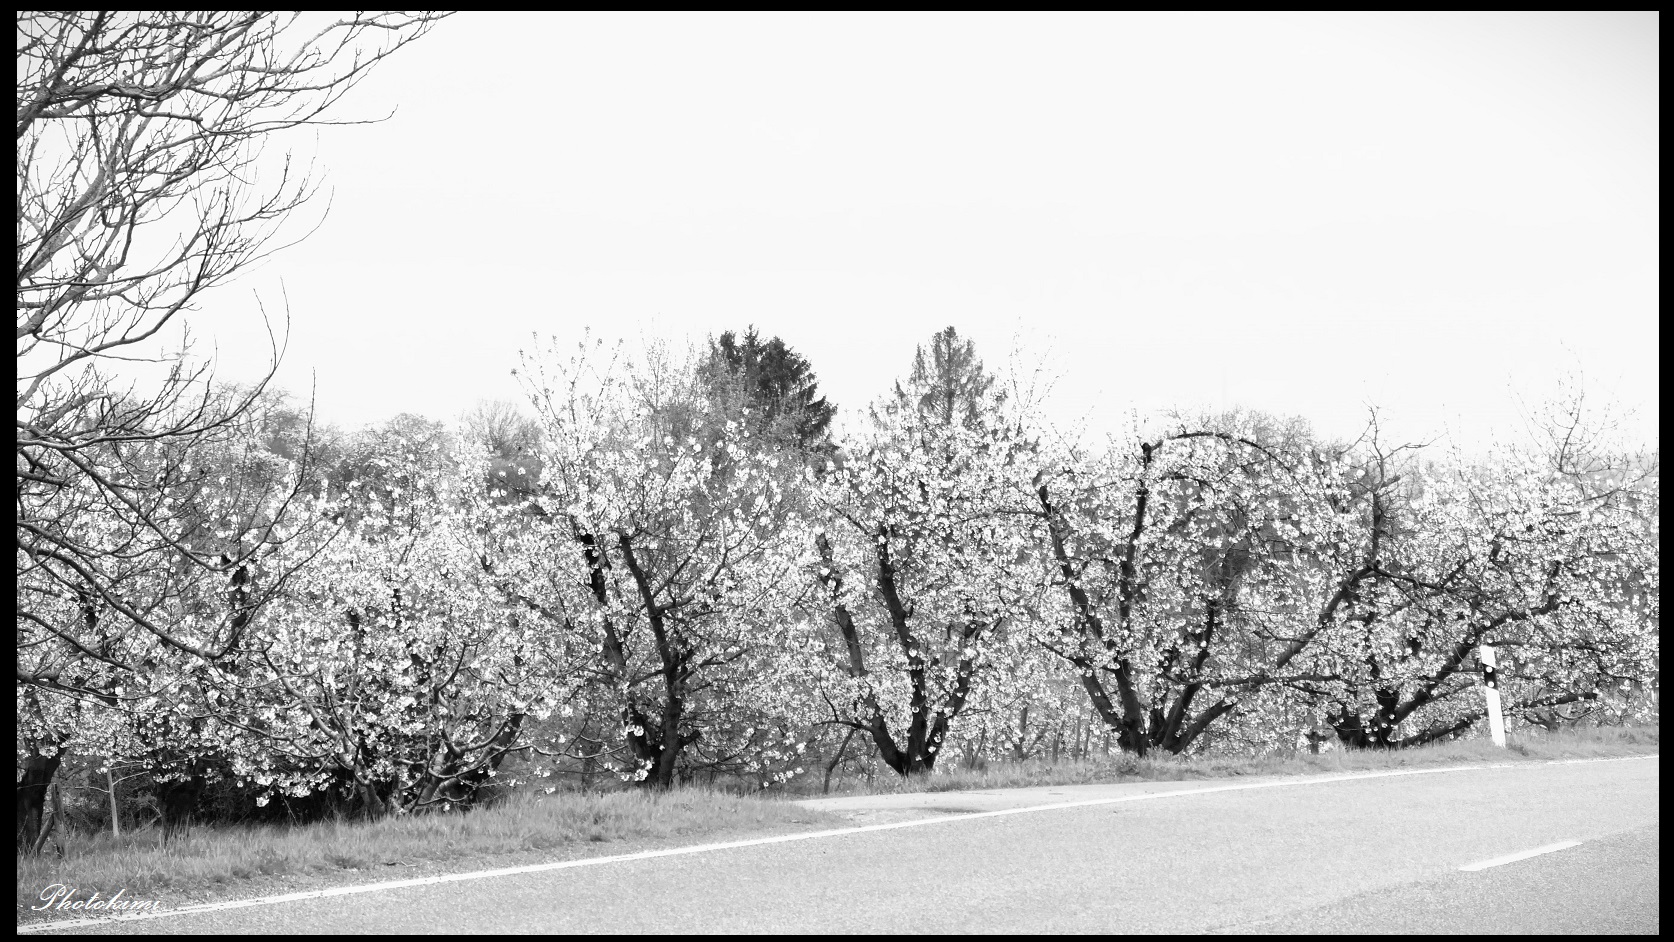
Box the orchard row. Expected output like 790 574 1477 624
17 339 1659 825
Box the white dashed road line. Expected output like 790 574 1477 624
17 753 1657 933
1459 839 1584 872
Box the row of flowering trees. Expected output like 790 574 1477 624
17 334 1659 844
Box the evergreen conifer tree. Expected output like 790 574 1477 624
701 327 836 452
891 326 1004 429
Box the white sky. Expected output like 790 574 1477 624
206 11 1659 451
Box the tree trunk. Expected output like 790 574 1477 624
893 753 938 777
160 775 205 843
648 739 681 789
32 783 63 855
1330 705 1373 750
16 749 62 852
421 713 527 811
357 780 392 820
824 728 858 795
1013 704 1031 761
108 765 122 838
632 695 694 790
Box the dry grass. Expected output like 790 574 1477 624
812 723 1660 797
16 787 839 923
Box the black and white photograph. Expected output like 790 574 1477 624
16 11 1658 934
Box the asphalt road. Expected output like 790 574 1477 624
23 756 1659 934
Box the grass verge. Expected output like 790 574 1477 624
808 724 1660 797
16 787 841 925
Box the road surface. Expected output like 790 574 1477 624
21 756 1659 934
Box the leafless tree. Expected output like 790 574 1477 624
15 11 449 850
461 399 542 459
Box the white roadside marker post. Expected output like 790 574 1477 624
1481 644 1506 747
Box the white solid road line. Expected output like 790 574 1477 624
16 753 1657 933
1459 840 1584 871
